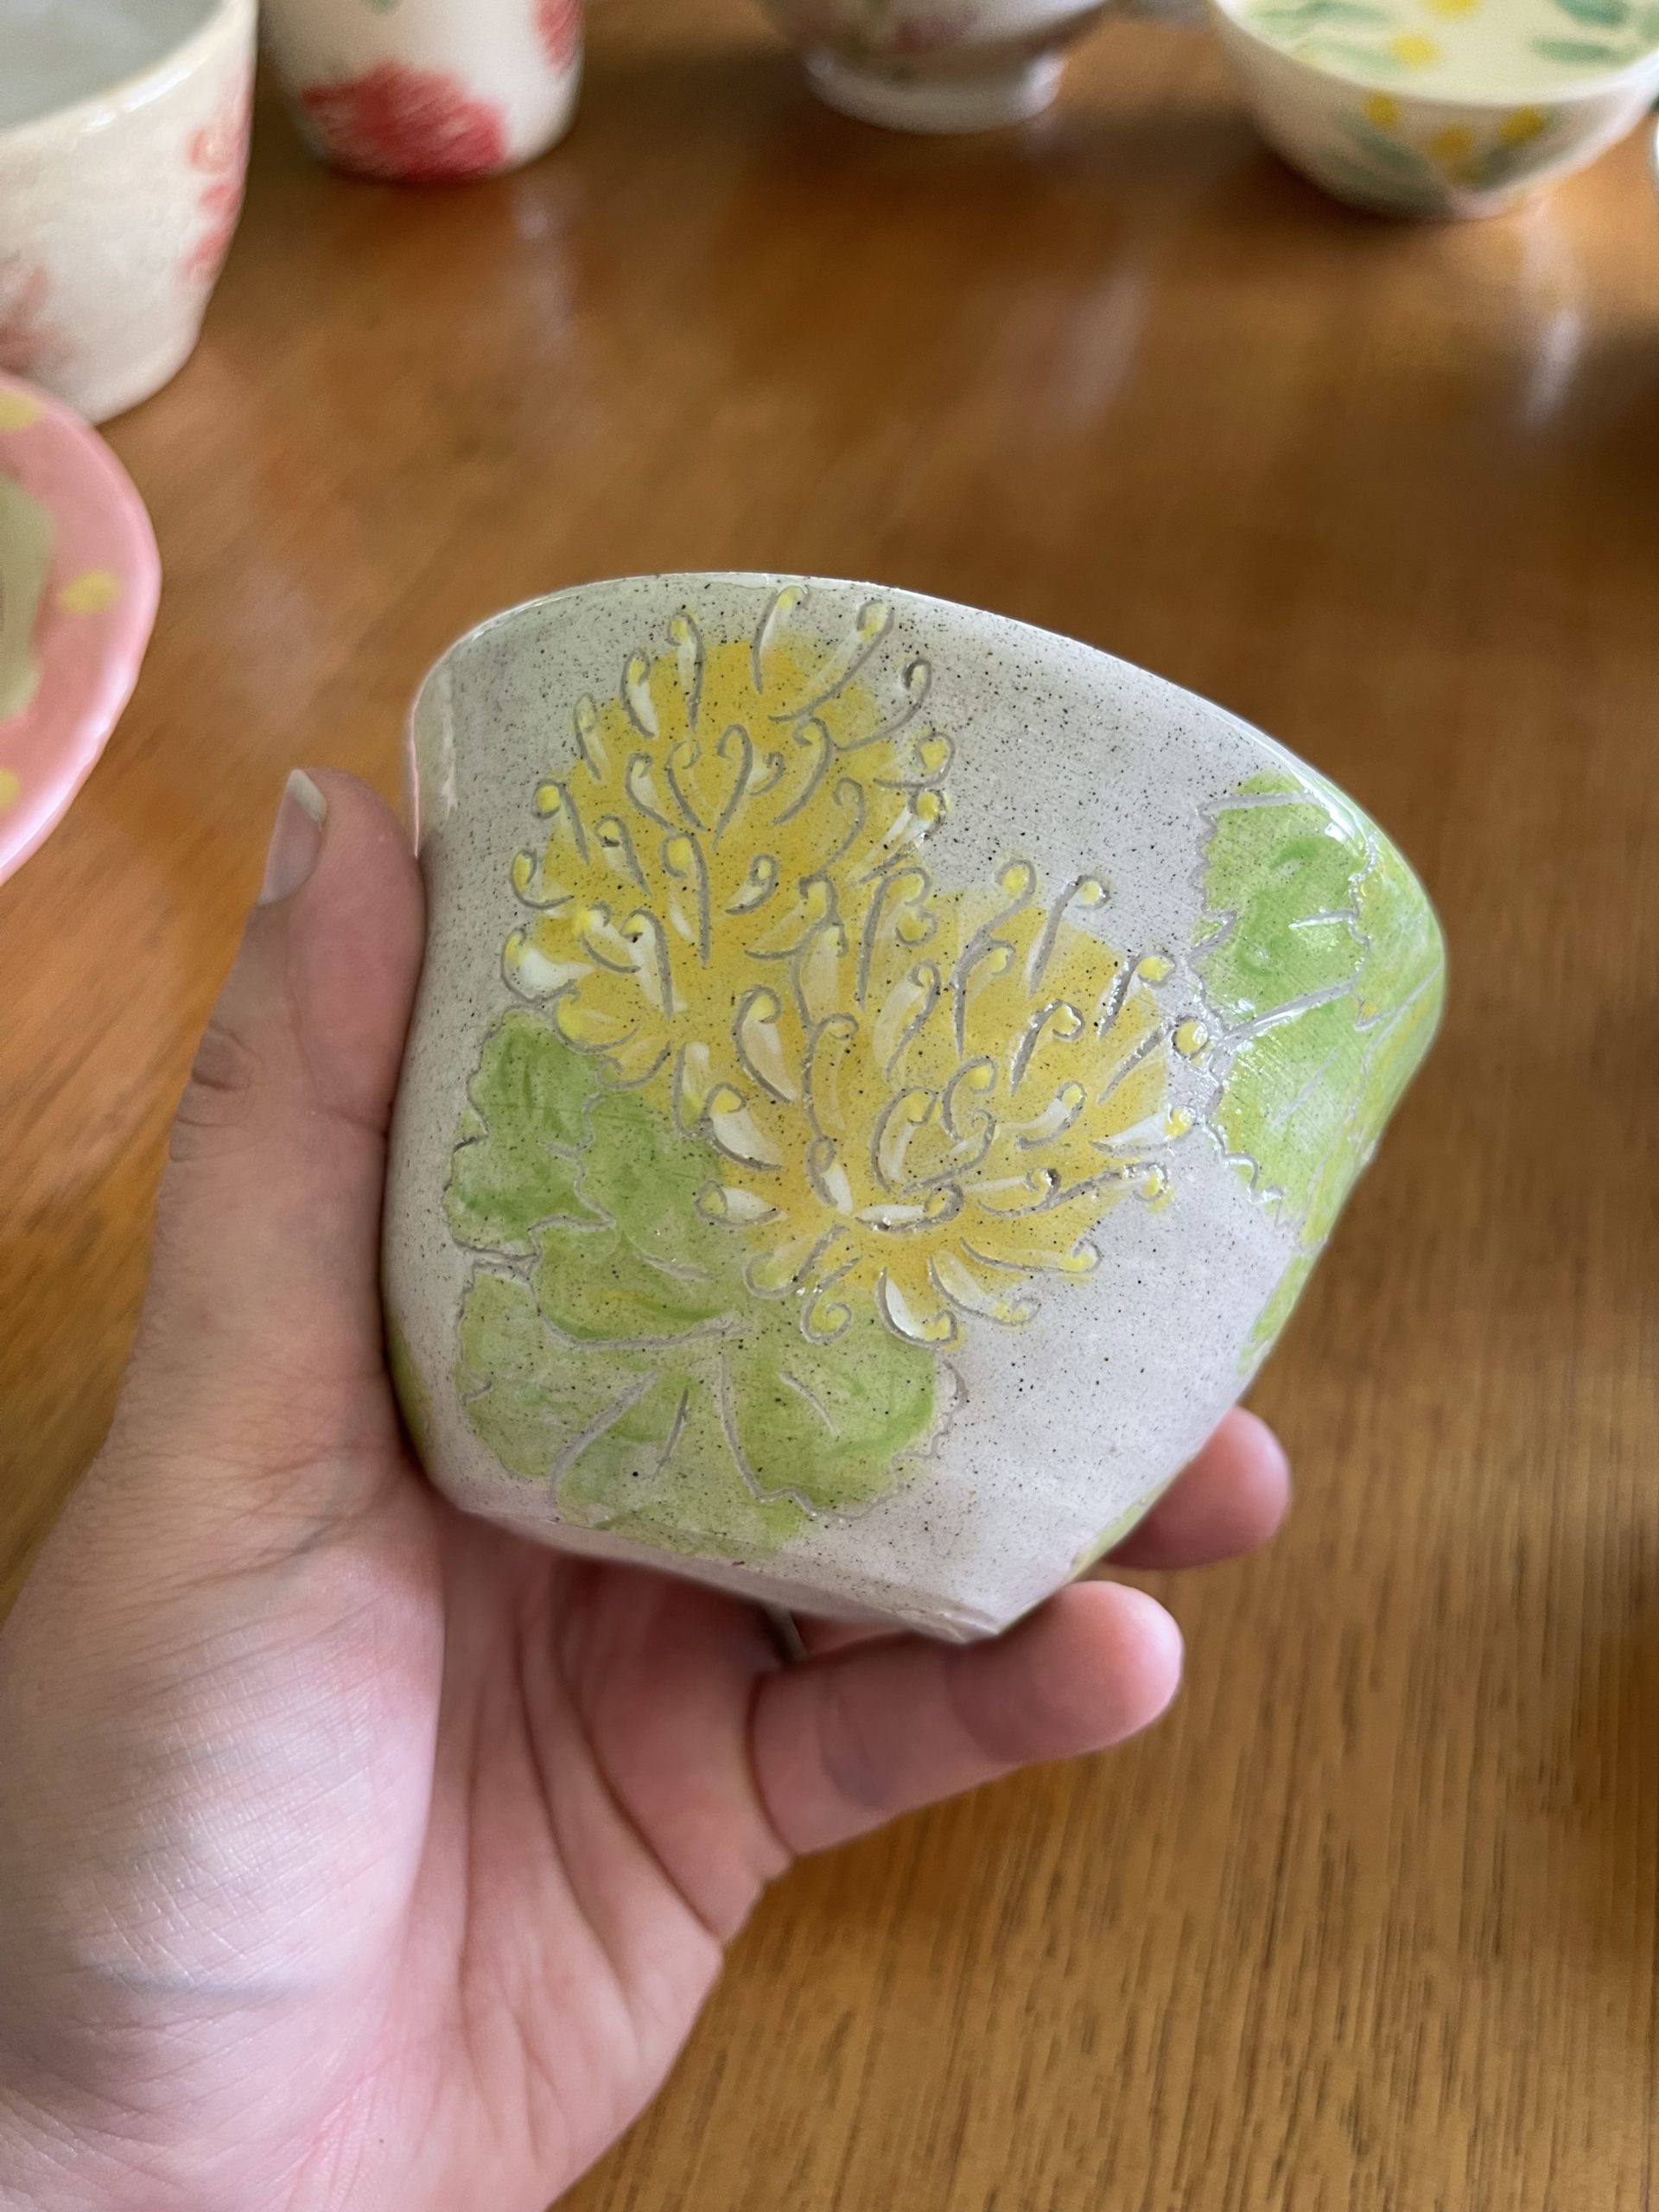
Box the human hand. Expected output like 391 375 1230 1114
0 772 1289 2212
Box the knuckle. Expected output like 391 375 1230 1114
170 1016 266 1160
817 1675 896 1817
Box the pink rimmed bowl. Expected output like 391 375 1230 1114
0 375 161 887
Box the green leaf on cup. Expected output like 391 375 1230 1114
1531 35 1632 60
1546 0 1630 28
1196 770 1445 1357
728 1301 945 1516
444 1009 601 1255
447 1014 947 1556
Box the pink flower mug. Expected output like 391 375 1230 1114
261 0 582 186
0 0 256 422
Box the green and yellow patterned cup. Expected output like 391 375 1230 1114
384 576 1444 1638
1211 0 1659 218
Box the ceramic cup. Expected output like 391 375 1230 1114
385 574 1445 1640
0 0 255 423
764 0 1106 134
1210 0 1659 219
260 0 582 185
761 0 1204 132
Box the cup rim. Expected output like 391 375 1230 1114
413 572 889 699
1208 0 1659 110
0 0 254 149
402 569 1402 886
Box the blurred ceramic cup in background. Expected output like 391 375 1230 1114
763 0 1108 133
385 573 1444 1640
0 0 256 423
1210 0 1659 218
260 0 582 186
761 0 1201 132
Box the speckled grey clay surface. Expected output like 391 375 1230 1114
384 575 1444 1639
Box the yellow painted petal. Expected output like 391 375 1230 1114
555 998 636 1049
808 1145 855 1215
1499 107 1548 148
875 1268 956 1346
746 1232 823 1292
58 569 122 616
0 767 19 810
708 1086 784 1168
698 1183 779 1226
1388 32 1440 67
930 1250 1032 1326
1363 92 1402 129
507 938 593 995
0 391 41 430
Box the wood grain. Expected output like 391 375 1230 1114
4 9 1658 2206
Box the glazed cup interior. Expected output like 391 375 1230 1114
1210 0 1659 107
0 0 220 133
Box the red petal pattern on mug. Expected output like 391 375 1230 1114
536 0 582 69
300 62 511 184
183 86 252 285
0 259 64 379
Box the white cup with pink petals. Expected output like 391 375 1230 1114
0 0 256 423
260 0 583 186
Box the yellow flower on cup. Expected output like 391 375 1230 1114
502 601 1185 1351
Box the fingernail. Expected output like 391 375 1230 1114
258 771 327 906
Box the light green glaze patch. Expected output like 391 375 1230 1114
447 1013 945 1559
730 1302 941 1512
1069 1495 1159 1577
531 1087 737 1343
454 1270 810 1556
445 1009 599 1255
1196 769 1444 1361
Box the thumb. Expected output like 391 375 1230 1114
112 768 425 1491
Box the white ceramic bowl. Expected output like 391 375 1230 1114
1210 0 1659 219
759 0 1204 135
0 0 256 423
384 574 1445 1638
260 0 582 185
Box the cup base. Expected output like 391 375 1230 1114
804 50 1064 133
55 315 207 426
1266 138 1543 223
291 63 582 188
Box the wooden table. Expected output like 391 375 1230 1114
6 9 1659 2206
